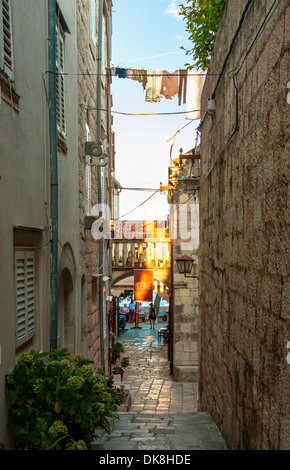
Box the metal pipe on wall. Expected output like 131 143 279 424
97 0 105 369
48 0 58 351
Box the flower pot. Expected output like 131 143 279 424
113 371 124 381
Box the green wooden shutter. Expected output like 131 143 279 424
15 250 36 347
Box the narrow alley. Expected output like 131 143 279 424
92 321 228 451
0 0 288 453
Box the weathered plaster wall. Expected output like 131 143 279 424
199 0 289 450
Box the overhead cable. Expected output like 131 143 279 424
79 104 204 116
116 191 159 220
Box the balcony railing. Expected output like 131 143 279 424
112 239 171 269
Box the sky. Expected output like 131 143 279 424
111 0 200 221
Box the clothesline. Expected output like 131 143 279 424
111 67 206 120
45 66 208 120
111 67 210 77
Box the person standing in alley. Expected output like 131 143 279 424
121 304 129 322
129 298 135 323
149 303 156 329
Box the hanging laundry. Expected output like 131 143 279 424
126 69 133 78
178 70 188 106
130 69 147 90
161 70 179 100
141 70 147 90
116 67 126 78
145 71 162 103
185 70 206 120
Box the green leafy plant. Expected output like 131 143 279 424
5 349 120 450
111 342 124 365
179 0 227 70
121 357 130 370
111 342 130 374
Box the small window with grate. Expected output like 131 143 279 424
0 0 14 79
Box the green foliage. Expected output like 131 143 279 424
121 357 130 370
111 342 124 364
5 349 120 450
179 0 227 70
111 342 130 373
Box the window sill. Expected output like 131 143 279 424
0 71 20 111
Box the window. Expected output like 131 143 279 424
56 23 66 138
15 249 36 347
102 14 107 71
90 0 96 47
85 124 92 215
0 0 14 79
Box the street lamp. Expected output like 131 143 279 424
175 255 197 278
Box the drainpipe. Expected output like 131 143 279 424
48 0 58 351
169 239 174 374
97 0 105 369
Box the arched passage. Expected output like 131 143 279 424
57 243 76 355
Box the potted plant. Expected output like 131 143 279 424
121 357 130 370
118 257 123 266
142 258 148 268
112 357 130 381
111 342 129 382
126 257 132 267
134 257 140 267
111 342 124 364
158 259 164 267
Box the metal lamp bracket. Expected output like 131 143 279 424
91 154 108 167
84 141 103 157
83 141 108 167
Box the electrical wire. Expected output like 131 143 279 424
44 70 218 77
79 104 204 116
167 119 194 142
116 190 159 220
236 0 280 74
121 187 160 191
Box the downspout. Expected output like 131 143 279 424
107 19 113 373
48 0 58 351
169 239 174 374
97 0 105 368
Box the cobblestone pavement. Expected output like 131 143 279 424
93 321 228 451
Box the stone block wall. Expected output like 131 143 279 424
199 0 289 449
77 0 104 366
171 159 200 381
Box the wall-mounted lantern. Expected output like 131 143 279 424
175 255 197 278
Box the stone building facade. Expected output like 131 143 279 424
199 0 289 450
77 0 113 369
0 0 113 447
169 150 200 381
